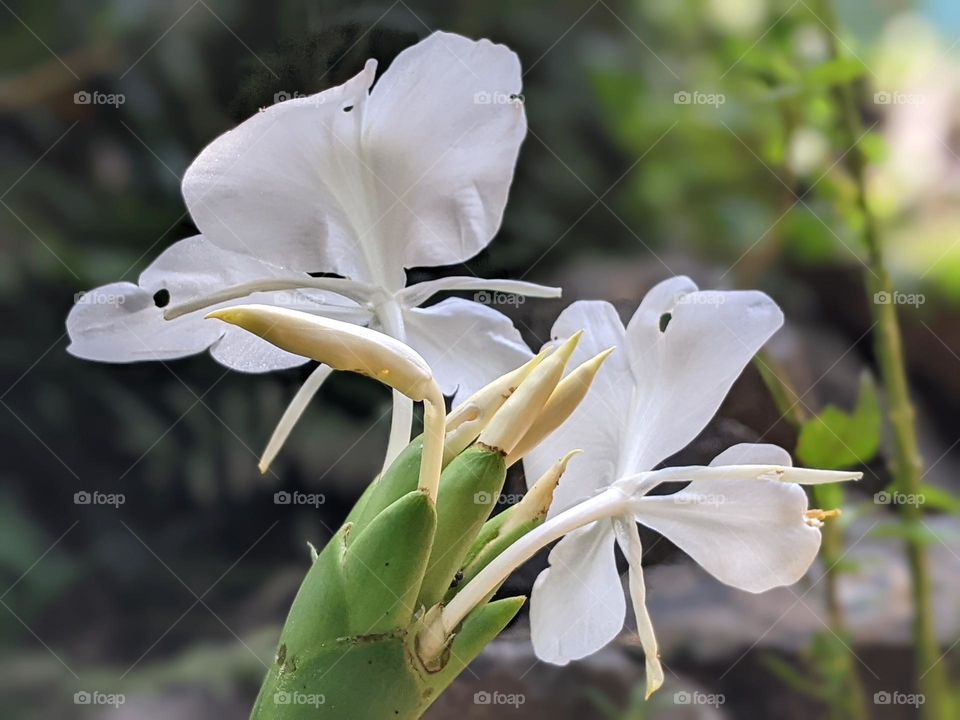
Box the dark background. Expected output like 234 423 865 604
2 0 960 718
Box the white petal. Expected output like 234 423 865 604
67 236 369 372
530 521 625 665
614 518 664 698
181 62 397 285
619 277 784 474
633 475 821 593
522 301 631 516
400 297 531 405
66 282 222 362
710 442 793 467
364 32 526 271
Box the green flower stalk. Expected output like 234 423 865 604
207 306 607 719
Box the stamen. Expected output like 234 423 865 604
804 508 841 527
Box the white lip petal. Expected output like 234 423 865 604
181 60 389 285
633 477 821 593
522 301 630 517
618 277 784 475
363 32 526 273
530 520 626 665
400 297 532 405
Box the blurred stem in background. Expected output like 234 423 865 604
757 352 869 720
818 0 950 717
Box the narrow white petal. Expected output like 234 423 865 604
400 297 532 405
530 521 626 665
259 364 335 473
614 518 664 698
397 276 561 308
522 301 631 517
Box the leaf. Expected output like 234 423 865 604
796 372 880 470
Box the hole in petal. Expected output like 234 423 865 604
658 312 672 332
153 288 171 308
342 105 354 112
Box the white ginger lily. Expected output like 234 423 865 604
66 31 558 470
518 276 861 696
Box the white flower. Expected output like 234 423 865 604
522 276 860 696
66 32 559 467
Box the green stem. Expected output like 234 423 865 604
816 2 948 716
755 352 868 720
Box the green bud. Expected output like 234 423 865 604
416 445 506 607
342 489 436 634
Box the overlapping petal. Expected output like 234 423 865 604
400 297 532 404
530 521 625 665
522 301 631 515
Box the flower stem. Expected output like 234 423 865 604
428 487 627 653
817 2 948 715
